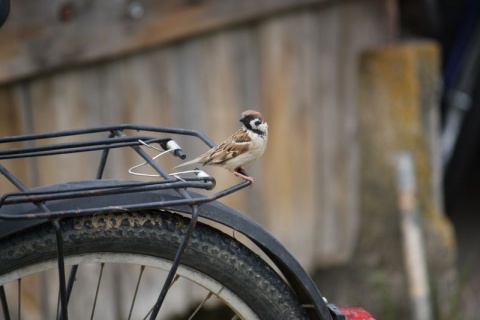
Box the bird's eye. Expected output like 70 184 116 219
254 120 261 126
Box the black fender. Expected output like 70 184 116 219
0 0 9 28
0 180 333 320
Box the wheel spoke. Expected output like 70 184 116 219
127 265 145 320
90 263 105 320
142 274 181 320
142 305 153 320
169 274 180 290
56 288 60 319
187 291 213 320
17 279 21 320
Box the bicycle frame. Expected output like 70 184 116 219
0 124 335 320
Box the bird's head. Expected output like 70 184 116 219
239 110 268 135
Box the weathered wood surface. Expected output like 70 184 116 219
0 0 326 85
0 0 390 268
312 41 456 319
0 84 32 193
0 1 403 318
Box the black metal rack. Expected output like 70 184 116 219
0 124 253 218
0 124 251 320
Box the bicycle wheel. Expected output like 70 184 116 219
0 210 309 319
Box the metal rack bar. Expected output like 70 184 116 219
95 132 114 179
0 285 10 320
53 218 69 320
0 178 215 207
0 124 250 318
0 136 169 159
115 129 207 316
0 180 248 221
0 124 215 147
0 165 69 319
149 205 200 319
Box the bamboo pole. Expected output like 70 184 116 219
395 152 432 320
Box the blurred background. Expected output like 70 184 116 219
0 0 479 319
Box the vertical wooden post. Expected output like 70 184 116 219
356 41 456 318
315 41 457 319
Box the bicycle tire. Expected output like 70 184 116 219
0 210 309 320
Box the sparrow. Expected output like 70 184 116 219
174 110 268 185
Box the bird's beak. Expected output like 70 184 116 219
239 115 246 123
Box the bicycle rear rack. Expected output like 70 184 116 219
0 124 251 320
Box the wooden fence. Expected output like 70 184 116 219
1 1 461 319
1 0 390 268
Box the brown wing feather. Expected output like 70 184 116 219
174 128 251 168
203 129 251 165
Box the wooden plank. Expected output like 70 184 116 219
313 0 389 264
313 4 341 264
0 84 33 192
26 49 183 184
256 0 390 267
28 71 104 184
202 31 247 211
0 0 325 85
258 11 319 267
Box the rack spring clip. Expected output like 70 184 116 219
128 139 181 177
169 168 211 182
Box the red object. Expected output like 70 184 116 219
338 307 375 320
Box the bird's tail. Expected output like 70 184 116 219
173 157 200 169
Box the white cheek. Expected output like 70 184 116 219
258 122 268 132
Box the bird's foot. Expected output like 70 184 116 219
233 168 254 187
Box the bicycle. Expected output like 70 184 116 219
0 124 373 320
